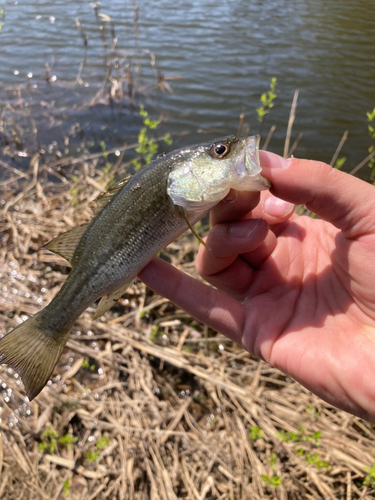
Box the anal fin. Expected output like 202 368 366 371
94 281 133 320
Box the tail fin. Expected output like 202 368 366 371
0 314 70 400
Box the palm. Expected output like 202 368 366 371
240 212 375 351
198 208 375 419
140 154 375 420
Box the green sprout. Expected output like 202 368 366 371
100 140 114 174
62 478 70 497
70 175 80 205
248 425 264 441
261 474 282 488
269 451 277 469
81 357 96 371
58 433 78 450
139 308 150 319
363 462 375 488
150 324 159 341
97 436 110 449
256 77 278 134
306 405 321 417
38 427 58 453
132 105 172 171
261 452 282 487
38 428 78 454
298 449 329 469
85 450 100 462
85 435 110 462
277 424 321 445
334 156 346 170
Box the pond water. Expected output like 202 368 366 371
0 0 374 176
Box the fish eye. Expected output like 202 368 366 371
210 142 230 159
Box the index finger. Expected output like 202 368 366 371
210 190 260 226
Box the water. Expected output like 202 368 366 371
0 0 374 176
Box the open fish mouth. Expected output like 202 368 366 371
233 135 271 191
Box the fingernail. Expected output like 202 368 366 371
264 196 294 218
259 151 292 169
267 156 291 168
229 219 261 238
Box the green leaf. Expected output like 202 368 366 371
85 450 100 462
163 132 172 145
261 474 282 488
334 157 346 170
139 105 148 118
97 436 110 450
63 478 70 497
150 324 159 341
366 108 375 122
58 434 78 449
248 426 263 440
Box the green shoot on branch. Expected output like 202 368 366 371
256 77 278 135
132 105 172 171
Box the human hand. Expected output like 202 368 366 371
139 152 375 422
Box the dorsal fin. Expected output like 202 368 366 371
43 223 89 264
94 175 132 215
93 281 133 320
43 175 131 264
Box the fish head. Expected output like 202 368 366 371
167 135 270 211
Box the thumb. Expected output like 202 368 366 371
259 151 375 239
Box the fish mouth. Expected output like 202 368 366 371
233 135 271 191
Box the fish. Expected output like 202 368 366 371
0 134 270 400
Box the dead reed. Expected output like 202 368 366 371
1 152 375 500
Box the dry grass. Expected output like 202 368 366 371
1 155 375 500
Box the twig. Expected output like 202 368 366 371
0 159 30 179
262 125 276 151
288 131 303 157
284 90 299 158
349 150 375 176
330 130 349 166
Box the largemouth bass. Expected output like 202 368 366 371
0 135 269 400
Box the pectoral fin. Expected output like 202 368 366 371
94 281 133 320
178 207 208 249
